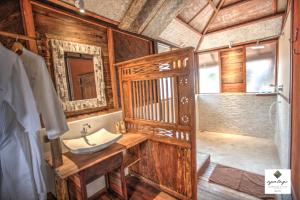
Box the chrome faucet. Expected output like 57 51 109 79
81 123 91 137
80 123 96 146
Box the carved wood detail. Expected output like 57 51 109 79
116 47 197 199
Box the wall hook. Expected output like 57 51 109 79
293 49 300 55
290 28 298 43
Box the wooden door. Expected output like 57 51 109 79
291 0 300 199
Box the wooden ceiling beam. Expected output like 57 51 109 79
176 17 202 36
196 0 226 51
187 2 209 24
220 0 252 10
208 0 217 11
206 12 285 35
141 0 191 39
196 37 279 54
273 0 278 13
119 0 167 34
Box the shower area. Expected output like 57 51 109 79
197 93 281 175
196 38 291 177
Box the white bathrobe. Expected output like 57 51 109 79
20 48 69 140
20 48 69 198
0 44 41 200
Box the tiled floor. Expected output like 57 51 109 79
197 131 281 175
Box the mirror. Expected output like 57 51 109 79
65 52 97 100
50 39 107 113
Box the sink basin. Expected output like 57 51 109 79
62 128 122 154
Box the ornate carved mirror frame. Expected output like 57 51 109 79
50 39 107 115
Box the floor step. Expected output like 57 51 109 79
197 152 210 177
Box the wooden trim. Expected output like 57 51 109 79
220 0 251 10
20 0 38 53
107 28 119 109
50 138 63 168
38 0 120 25
187 2 209 24
112 28 153 43
218 51 222 93
176 17 202 36
197 37 279 53
208 0 217 11
206 12 285 35
291 0 300 198
275 40 279 87
116 47 194 67
0 31 37 41
243 46 246 92
273 0 278 13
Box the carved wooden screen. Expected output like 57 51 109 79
117 47 196 199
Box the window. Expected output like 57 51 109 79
198 52 220 93
246 42 276 93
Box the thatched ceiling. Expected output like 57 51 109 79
61 0 288 52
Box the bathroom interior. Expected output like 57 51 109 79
0 0 299 200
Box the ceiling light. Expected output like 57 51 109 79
75 0 85 13
251 41 265 50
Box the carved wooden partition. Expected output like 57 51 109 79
116 47 197 200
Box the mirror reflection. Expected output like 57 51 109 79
64 52 97 101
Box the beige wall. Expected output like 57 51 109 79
275 11 292 169
278 12 291 99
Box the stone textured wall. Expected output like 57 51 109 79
197 93 276 138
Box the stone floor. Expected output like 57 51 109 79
196 131 281 175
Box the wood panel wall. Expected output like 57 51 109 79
113 31 153 63
219 47 246 92
0 0 155 117
32 4 114 111
0 0 25 47
113 31 153 107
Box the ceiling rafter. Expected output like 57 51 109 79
196 0 226 51
221 0 252 10
176 17 202 36
273 0 278 13
208 0 217 11
186 2 210 24
206 12 285 35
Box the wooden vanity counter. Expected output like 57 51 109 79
45 132 149 179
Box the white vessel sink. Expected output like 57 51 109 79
62 128 122 154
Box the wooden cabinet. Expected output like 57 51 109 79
46 133 149 200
